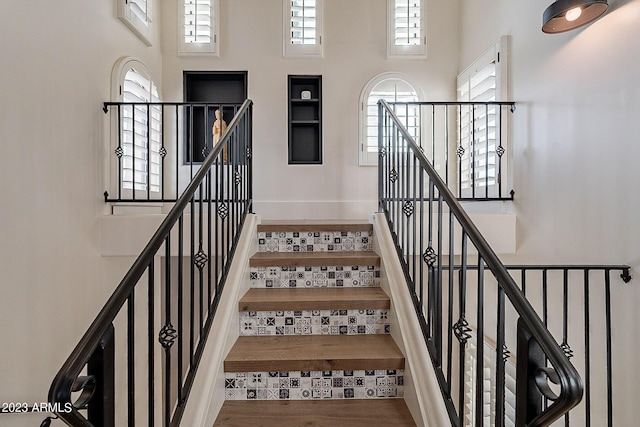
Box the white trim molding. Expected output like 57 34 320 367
372 213 451 426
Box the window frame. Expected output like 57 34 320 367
117 0 153 46
179 0 219 56
387 0 427 60
456 36 509 198
358 72 423 166
283 0 323 58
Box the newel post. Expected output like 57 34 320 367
87 324 115 427
515 318 546 426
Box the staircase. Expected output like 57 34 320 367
214 220 417 426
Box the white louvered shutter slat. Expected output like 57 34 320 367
121 67 161 192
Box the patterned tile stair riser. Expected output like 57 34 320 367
250 265 381 288
224 369 404 400
239 309 390 336
258 230 373 253
225 224 406 403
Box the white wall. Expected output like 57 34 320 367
13 0 635 425
0 2 460 425
458 0 640 424
459 0 640 267
161 0 461 220
0 2 163 426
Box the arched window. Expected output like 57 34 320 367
359 73 421 165
112 58 162 194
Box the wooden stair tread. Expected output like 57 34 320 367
239 288 390 312
250 251 380 267
224 335 404 372
258 220 372 233
213 399 416 426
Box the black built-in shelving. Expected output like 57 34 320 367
288 75 322 164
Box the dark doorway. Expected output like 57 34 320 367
183 71 248 163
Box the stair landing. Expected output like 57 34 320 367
214 399 416 426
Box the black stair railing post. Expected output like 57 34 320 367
516 319 538 426
516 318 550 426
87 323 115 427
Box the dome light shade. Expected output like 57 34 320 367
542 0 609 33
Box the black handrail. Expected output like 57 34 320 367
505 265 631 427
439 263 632 426
48 99 253 426
378 99 582 426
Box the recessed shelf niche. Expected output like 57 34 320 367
288 75 322 164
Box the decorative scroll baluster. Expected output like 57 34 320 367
162 234 173 426
496 286 507 427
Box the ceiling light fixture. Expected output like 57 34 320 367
542 0 609 33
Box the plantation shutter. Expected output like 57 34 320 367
122 68 161 192
464 337 517 426
118 0 153 45
388 0 426 58
394 0 422 46
290 0 318 45
504 357 517 426
457 48 498 197
128 0 149 24
183 0 214 46
284 0 322 57
365 79 420 162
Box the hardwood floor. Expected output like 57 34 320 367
224 334 405 372
214 399 417 426
239 287 390 312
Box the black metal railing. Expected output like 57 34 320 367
48 99 253 426
505 265 631 427
387 101 515 201
103 101 244 203
378 99 582 426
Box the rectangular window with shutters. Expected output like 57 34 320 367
118 0 153 46
387 0 426 59
456 36 509 198
180 0 219 56
283 0 323 57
